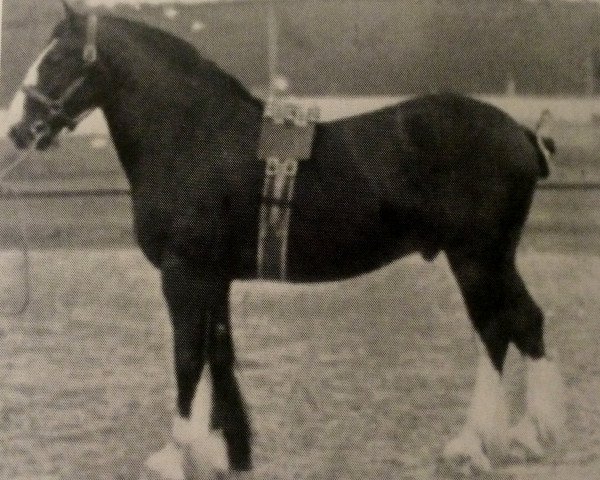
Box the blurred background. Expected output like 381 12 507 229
5 0 600 100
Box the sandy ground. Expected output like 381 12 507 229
0 249 598 479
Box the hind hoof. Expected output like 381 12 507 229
442 429 493 476
142 443 185 480
509 412 565 463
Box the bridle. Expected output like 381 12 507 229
21 14 99 137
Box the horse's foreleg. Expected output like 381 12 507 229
208 300 253 471
144 253 230 480
442 252 512 474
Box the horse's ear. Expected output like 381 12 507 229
61 0 87 27
61 0 77 22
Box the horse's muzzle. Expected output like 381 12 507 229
8 124 34 150
9 122 56 150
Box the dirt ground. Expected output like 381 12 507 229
0 244 597 480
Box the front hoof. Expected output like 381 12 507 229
183 431 229 480
442 429 493 476
142 443 185 480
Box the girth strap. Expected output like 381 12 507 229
256 100 319 280
257 157 299 279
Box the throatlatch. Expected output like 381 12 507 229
256 99 320 280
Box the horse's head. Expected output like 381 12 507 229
9 2 102 150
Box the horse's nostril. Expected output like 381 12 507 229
8 126 20 143
8 125 32 149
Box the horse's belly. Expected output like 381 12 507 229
284 206 410 282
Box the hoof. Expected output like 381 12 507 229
141 443 185 480
525 358 566 448
442 429 493 476
509 409 564 463
509 416 545 461
183 431 229 480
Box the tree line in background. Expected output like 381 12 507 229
3 0 600 105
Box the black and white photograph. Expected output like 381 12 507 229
0 0 598 479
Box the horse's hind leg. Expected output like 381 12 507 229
442 251 512 474
442 249 565 473
506 274 565 461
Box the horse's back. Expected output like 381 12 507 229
285 94 541 279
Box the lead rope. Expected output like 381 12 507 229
0 13 98 314
0 132 48 316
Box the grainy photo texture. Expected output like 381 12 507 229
0 1 599 479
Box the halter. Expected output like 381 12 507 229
21 14 98 136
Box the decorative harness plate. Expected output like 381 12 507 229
256 99 320 280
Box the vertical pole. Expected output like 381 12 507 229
0 0 4 82
266 1 278 97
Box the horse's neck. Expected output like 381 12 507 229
99 54 262 185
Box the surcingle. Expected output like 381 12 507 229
256 99 320 280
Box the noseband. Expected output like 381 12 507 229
21 14 98 136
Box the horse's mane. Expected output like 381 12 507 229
104 14 260 105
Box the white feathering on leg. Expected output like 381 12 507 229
466 345 509 457
443 341 509 473
173 365 228 479
510 356 566 460
142 443 185 480
527 358 566 443
526 357 566 445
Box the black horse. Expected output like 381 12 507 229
8 4 565 479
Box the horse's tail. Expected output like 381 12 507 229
524 127 555 179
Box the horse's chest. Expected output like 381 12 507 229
131 189 175 265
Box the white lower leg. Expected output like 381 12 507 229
465 350 509 456
173 365 229 478
143 443 185 480
511 356 565 457
444 342 509 471
526 357 566 444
